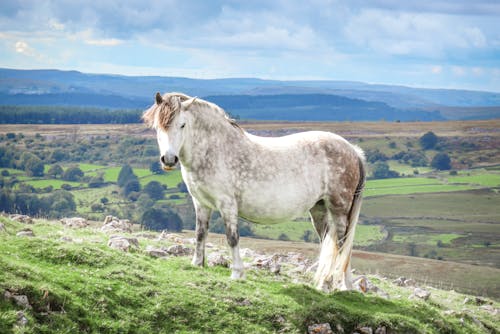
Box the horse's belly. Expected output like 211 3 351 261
238 187 319 224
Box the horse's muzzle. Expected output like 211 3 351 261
161 155 179 171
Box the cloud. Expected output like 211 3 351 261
343 9 490 57
85 38 123 46
15 41 34 55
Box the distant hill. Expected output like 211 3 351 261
0 68 499 121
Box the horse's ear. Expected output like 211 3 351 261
181 97 197 110
155 92 163 105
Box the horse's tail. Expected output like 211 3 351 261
315 147 365 291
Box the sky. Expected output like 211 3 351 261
1 0 500 92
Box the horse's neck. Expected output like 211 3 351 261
182 113 248 169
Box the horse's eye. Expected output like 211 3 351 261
180 123 186 129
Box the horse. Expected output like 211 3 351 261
142 92 366 291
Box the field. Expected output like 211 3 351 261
1 120 499 301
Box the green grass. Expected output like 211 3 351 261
140 171 183 188
23 179 84 190
392 233 463 246
252 221 385 246
387 161 432 175
0 217 497 334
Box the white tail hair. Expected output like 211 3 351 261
315 149 365 291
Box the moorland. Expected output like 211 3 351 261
1 119 499 299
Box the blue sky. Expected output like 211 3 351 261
1 0 500 92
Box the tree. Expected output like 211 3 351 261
62 166 84 181
24 156 44 177
149 161 163 175
372 162 399 179
431 152 451 170
117 164 138 187
47 164 64 178
141 207 183 232
419 131 438 150
123 179 141 196
143 181 165 200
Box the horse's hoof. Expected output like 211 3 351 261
230 270 245 280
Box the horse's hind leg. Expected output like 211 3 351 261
192 202 212 267
309 199 328 243
315 203 354 291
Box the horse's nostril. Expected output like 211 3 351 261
161 155 166 164
174 156 179 164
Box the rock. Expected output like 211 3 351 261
16 228 34 237
9 214 33 224
107 236 139 252
353 275 370 293
374 326 386 334
412 287 431 301
60 217 89 228
166 244 193 256
0 222 6 232
253 254 282 274
4 291 32 309
404 278 416 287
393 276 406 286
308 323 333 334
208 252 230 267
17 311 28 326
183 237 196 245
145 245 168 258
241 248 258 257
101 216 132 233
157 231 184 243
357 327 373 334
480 305 498 316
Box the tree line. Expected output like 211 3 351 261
0 105 143 124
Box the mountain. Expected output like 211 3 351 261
0 68 499 121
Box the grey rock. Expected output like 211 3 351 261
16 228 34 237
374 326 387 334
17 311 28 326
0 222 6 232
412 287 431 300
101 216 132 233
9 214 33 224
166 244 193 256
357 327 373 334
145 245 168 258
253 254 282 274
107 236 139 252
308 323 333 334
60 217 89 228
208 252 230 267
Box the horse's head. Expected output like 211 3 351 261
142 92 196 171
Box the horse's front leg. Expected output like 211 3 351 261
220 203 245 279
192 203 212 267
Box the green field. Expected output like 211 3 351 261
23 179 84 190
252 221 385 246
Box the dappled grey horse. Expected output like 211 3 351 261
143 92 365 291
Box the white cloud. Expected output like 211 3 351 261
85 38 123 46
344 9 490 57
15 41 34 55
431 65 443 74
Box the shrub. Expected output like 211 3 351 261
62 167 84 181
141 207 183 232
431 153 452 170
419 131 438 150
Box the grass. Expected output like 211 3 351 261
22 179 84 190
0 216 497 334
252 221 385 246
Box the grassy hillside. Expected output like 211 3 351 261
1 216 499 334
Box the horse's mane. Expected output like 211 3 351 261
142 92 240 131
